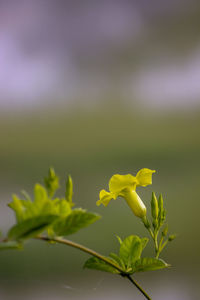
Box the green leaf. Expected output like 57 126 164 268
116 235 122 245
20 199 39 219
8 195 25 222
46 199 72 237
55 198 72 217
44 168 60 197
109 253 125 270
34 184 48 207
53 209 101 236
141 237 149 250
119 235 143 267
8 215 58 240
0 241 22 250
133 257 169 273
84 257 119 274
65 175 74 206
21 190 31 201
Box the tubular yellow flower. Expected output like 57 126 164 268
96 168 155 218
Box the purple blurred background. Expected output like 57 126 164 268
1 0 200 111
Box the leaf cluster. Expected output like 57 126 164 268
1 168 100 249
84 235 169 275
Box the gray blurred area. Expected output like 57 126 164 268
0 1 200 299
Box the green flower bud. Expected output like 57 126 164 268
158 194 163 217
168 234 176 241
151 192 159 220
44 167 60 197
162 225 168 237
153 219 158 229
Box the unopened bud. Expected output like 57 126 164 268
151 192 159 220
162 225 168 237
153 219 158 229
168 234 176 242
158 194 163 218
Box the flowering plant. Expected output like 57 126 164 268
0 168 175 300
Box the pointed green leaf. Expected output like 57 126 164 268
0 241 22 250
21 190 31 201
34 184 48 207
116 235 122 245
56 198 72 217
20 199 39 219
141 237 149 250
133 257 169 273
44 168 60 197
46 199 72 237
84 257 119 274
65 175 74 206
8 215 58 240
109 253 125 270
53 209 101 236
8 195 25 222
119 235 143 267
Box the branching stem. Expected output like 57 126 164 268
36 236 152 300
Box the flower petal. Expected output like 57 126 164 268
96 190 115 207
136 168 156 187
109 174 138 194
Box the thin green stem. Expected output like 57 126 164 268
143 216 162 258
126 274 152 300
36 236 152 300
154 230 159 255
156 236 164 258
36 236 122 272
159 240 168 252
148 227 154 240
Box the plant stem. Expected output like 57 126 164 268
126 274 152 300
156 236 164 258
36 236 152 300
154 230 159 256
159 239 168 252
36 236 122 272
148 227 155 240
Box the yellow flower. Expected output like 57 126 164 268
96 168 155 218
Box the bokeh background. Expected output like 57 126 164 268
0 1 200 299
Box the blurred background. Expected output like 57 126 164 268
0 0 200 299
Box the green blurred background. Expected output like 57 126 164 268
0 1 200 299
